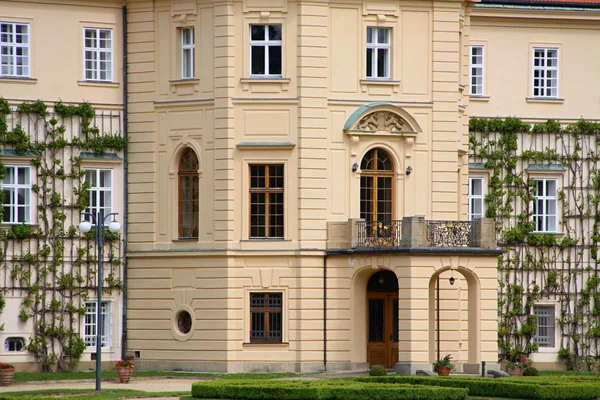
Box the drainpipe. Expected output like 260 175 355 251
323 253 328 371
437 276 440 362
121 4 129 361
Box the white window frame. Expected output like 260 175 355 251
366 27 391 79
469 45 484 96
0 22 30 78
84 169 113 224
181 27 195 79
532 178 557 233
83 27 113 82
2 165 32 224
532 47 559 98
468 177 485 221
249 24 282 77
84 301 110 348
534 305 556 348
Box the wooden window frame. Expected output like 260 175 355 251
178 148 199 239
360 148 394 223
531 178 557 233
249 164 284 239
366 27 391 79
469 45 484 96
249 292 283 344
468 176 485 221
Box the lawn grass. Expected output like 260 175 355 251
13 370 299 383
1 388 187 399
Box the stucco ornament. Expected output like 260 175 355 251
356 111 408 133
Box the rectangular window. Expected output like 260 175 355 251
469 45 484 96
250 24 282 77
532 179 557 233
250 293 282 343
84 28 113 81
85 169 112 222
2 166 32 224
532 48 558 98
181 27 195 79
0 22 30 77
366 27 391 79
468 177 484 221
534 305 555 347
249 164 284 238
84 301 110 347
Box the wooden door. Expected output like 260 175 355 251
367 292 399 368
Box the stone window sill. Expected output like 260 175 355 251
78 80 120 88
526 97 564 104
0 76 37 84
360 79 401 86
469 95 490 102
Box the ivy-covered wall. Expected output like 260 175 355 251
0 99 126 371
469 118 600 370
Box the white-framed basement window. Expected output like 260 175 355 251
468 177 484 221
366 27 391 79
532 178 557 233
532 48 558 98
469 45 484 96
84 301 110 348
0 22 30 77
84 28 113 82
181 27 195 79
250 24 282 77
2 165 32 224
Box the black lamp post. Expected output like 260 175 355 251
79 210 120 392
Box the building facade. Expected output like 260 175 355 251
0 0 126 371
125 0 500 374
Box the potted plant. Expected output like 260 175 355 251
116 359 134 383
0 362 16 386
506 357 532 376
433 354 454 376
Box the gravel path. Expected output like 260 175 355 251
0 377 195 394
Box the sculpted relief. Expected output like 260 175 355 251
356 111 409 133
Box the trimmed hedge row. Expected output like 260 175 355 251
191 379 468 400
355 376 600 400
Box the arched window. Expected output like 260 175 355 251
360 148 394 223
178 148 199 238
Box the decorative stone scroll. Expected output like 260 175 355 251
356 111 409 133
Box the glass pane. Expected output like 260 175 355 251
367 27 374 44
101 170 111 187
268 25 282 41
368 299 385 342
251 46 265 75
4 168 14 184
269 45 282 75
366 48 373 77
471 178 482 195
378 28 389 44
377 48 387 77
251 25 265 41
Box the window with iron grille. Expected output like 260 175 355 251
4 337 25 352
178 148 199 238
250 293 282 343
532 179 557 233
468 177 484 221
181 27 195 79
532 48 558 98
534 305 555 347
2 166 32 224
469 45 484 96
250 24 282 77
366 27 391 79
84 301 110 348
84 169 112 223
84 28 113 81
0 22 30 77
249 164 284 238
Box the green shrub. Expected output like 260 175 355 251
191 379 468 400
354 376 600 400
370 365 387 376
523 367 539 376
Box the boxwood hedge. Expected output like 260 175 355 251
355 376 600 400
191 379 468 400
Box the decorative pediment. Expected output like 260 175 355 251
356 111 410 133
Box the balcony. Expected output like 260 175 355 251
327 216 496 250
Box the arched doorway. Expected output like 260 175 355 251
367 270 399 368
360 148 394 223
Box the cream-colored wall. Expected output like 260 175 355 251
1 0 124 107
469 7 600 120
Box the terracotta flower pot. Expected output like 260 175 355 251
117 366 133 383
0 369 15 386
436 366 451 376
507 366 522 376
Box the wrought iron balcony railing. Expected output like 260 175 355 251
357 220 403 248
426 220 472 247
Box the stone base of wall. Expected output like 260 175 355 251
133 360 367 373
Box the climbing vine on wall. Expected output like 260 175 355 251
0 98 126 371
469 117 600 370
